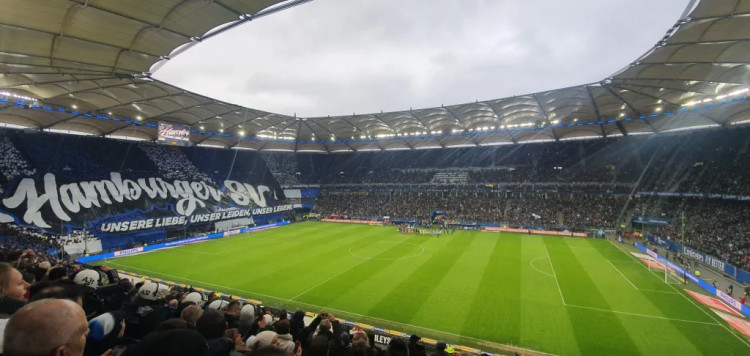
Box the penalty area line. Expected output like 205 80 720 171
606 259 639 290
565 304 719 325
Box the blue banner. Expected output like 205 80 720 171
738 269 750 285
647 236 683 252
632 216 674 226
77 221 290 263
683 246 738 278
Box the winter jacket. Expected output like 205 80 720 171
205 337 240 356
121 301 168 339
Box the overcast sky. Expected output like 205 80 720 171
153 0 689 118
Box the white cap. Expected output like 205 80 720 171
208 299 229 311
183 291 206 306
240 304 255 319
263 314 274 325
138 281 165 301
73 269 102 289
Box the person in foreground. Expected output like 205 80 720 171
3 298 89 356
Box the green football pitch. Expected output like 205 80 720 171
99 222 750 355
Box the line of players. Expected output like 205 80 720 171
396 225 455 237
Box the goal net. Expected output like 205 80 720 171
647 257 687 285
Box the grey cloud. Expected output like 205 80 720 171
154 0 688 117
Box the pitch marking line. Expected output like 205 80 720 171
610 241 750 349
543 243 567 305
565 304 720 325
105 262 562 356
606 259 639 290
638 289 680 294
607 259 677 293
529 256 554 277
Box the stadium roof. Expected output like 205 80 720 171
0 0 749 152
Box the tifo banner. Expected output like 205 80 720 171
77 221 289 263
158 121 190 146
683 246 738 278
634 242 750 318
0 172 293 235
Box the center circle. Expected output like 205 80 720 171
348 241 425 261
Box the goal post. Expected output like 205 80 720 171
646 257 682 284
641 244 686 284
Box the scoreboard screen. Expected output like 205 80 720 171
158 121 190 146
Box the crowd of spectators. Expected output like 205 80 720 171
262 153 300 186
641 198 750 271
0 136 35 192
314 192 624 231
0 224 101 253
58 230 98 246
321 170 433 185
139 143 215 184
0 224 62 252
293 127 750 196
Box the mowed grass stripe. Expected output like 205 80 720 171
108 223 378 300
461 233 522 344
544 238 642 355
410 234 497 337
173 226 331 283
242 226 390 297
519 236 580 356
295 235 424 306
311 239 437 316
185 223 369 289
366 233 475 323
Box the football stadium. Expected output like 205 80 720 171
0 1 749 355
